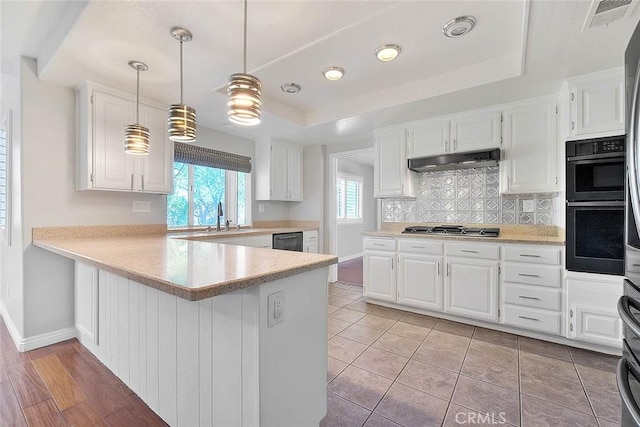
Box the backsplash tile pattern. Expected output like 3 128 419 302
383 166 559 225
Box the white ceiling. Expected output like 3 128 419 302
3 0 640 146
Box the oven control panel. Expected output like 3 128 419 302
568 137 625 157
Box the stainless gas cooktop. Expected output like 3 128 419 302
401 225 500 237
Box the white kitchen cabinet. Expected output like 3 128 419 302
303 230 318 253
77 82 173 194
406 118 449 159
568 67 625 139
244 234 272 249
373 128 416 198
500 97 559 194
445 256 499 322
75 262 99 346
255 139 303 201
397 239 444 311
363 238 396 302
566 271 623 349
450 109 502 153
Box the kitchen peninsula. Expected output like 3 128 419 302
33 227 337 427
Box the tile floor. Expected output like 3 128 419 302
324 281 621 427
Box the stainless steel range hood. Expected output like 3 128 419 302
408 149 501 172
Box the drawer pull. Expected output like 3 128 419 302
518 273 541 278
519 295 541 301
519 254 541 258
518 315 540 322
633 264 640 267
461 249 479 253
411 245 426 249
372 243 385 247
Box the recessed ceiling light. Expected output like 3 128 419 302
375 44 401 62
443 16 477 38
322 66 345 81
281 82 302 94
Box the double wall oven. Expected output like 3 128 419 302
566 136 626 276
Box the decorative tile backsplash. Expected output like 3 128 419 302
382 166 559 225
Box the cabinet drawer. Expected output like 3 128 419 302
503 263 562 288
503 304 561 335
398 239 443 255
504 283 561 311
364 238 396 251
446 243 499 260
502 245 561 265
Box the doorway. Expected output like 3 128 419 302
327 148 376 283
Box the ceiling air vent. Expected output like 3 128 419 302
583 0 637 30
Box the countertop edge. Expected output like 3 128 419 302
33 239 337 301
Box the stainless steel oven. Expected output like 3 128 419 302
272 232 303 252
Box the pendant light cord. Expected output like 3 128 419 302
135 67 140 124
179 38 184 104
243 0 247 74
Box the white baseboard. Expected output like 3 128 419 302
0 299 22 351
0 301 77 352
20 327 77 352
338 252 363 263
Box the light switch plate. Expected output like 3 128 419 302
259 203 265 213
132 200 151 212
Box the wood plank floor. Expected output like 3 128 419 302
0 317 167 426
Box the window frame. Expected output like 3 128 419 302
167 162 251 229
336 172 363 225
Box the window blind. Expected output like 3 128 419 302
174 142 251 173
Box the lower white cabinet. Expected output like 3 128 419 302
364 250 396 303
396 239 444 311
445 257 499 322
75 262 99 345
244 234 272 249
303 230 318 253
566 272 623 348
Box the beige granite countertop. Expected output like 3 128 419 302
33 234 336 301
363 223 565 245
173 227 317 241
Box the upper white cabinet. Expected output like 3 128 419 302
567 67 625 140
374 128 416 198
255 139 303 201
500 97 559 194
450 109 502 153
77 82 173 194
406 109 501 159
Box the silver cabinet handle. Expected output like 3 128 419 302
446 263 450 276
437 262 440 276
633 264 640 267
461 249 478 253
411 245 426 249
518 315 539 322
453 138 458 150
372 243 385 247
141 175 145 191
519 295 541 301
519 254 541 258
518 273 541 278
130 174 134 190
444 139 449 151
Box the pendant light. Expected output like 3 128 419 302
124 60 150 155
227 0 262 126
168 27 196 142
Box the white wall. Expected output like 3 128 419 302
336 158 374 260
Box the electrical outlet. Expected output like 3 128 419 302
522 199 535 212
132 200 151 212
258 203 265 213
267 291 284 327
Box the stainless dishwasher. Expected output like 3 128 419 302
272 232 303 252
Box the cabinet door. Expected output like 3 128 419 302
75 262 99 345
407 119 449 158
573 76 624 137
445 257 498 322
287 146 303 201
570 305 621 348
92 90 135 190
138 104 173 194
501 99 558 193
363 251 396 302
374 129 406 197
270 144 289 200
450 110 501 153
397 254 443 311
